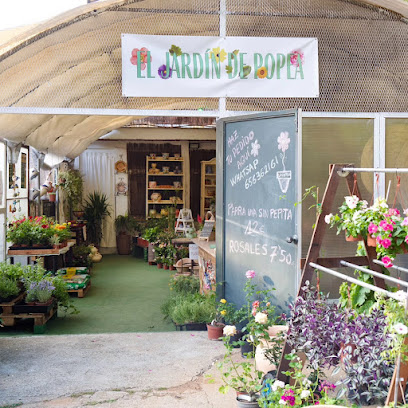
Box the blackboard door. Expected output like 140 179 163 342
216 110 301 315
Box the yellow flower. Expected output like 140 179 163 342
211 47 227 63
220 310 227 316
220 299 227 304
256 66 267 79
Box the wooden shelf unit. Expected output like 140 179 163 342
200 158 216 218
146 156 185 218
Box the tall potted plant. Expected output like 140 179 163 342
83 191 111 248
58 169 84 219
114 214 138 255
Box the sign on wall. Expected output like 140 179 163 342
122 35 319 98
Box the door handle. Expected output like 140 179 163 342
286 235 298 245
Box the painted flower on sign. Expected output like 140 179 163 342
277 131 290 153
158 64 172 79
290 50 304 67
256 66 267 78
250 139 260 157
210 47 227 63
130 47 151 70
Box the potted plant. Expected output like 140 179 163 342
115 214 138 255
58 168 84 219
207 296 227 340
83 191 111 248
218 324 264 406
325 195 368 240
0 276 21 303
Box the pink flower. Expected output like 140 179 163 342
381 238 392 249
387 208 400 217
402 218 408 226
382 256 394 268
379 220 393 231
130 47 151 70
290 50 304 67
368 223 378 234
252 300 260 309
246 270 256 279
405 236 408 244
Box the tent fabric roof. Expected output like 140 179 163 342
0 0 406 160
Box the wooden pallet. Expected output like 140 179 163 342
0 292 26 314
0 301 57 334
67 281 91 298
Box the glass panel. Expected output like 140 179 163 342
8 163 14 190
302 118 374 295
385 118 408 270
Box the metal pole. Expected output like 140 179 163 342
340 260 408 288
342 167 408 173
309 262 402 301
373 259 408 276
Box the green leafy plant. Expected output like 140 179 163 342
58 169 84 217
0 277 20 300
0 262 24 281
142 227 160 243
114 214 139 235
83 191 111 247
169 275 200 295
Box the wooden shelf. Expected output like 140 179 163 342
148 173 184 176
148 187 183 190
148 200 184 204
147 157 183 161
201 158 216 219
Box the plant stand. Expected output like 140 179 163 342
277 163 404 403
175 208 195 236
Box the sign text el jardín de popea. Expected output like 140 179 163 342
122 35 319 98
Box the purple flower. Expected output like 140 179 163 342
158 64 172 79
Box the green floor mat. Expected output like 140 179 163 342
0 255 175 336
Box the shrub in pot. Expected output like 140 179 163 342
115 214 139 255
0 277 20 302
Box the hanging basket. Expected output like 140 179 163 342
367 234 377 247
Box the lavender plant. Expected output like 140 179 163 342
26 280 55 303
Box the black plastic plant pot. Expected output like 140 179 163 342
174 322 208 331
13 298 57 314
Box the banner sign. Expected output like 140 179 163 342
121 35 319 98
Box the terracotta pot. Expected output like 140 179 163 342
367 234 377 247
207 323 225 340
163 264 169 270
157 263 163 269
169 265 176 271
345 231 363 242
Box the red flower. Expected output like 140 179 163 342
130 47 151 70
41 225 48 229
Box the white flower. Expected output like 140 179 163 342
303 379 312 388
394 290 408 306
324 213 333 224
345 195 359 210
277 131 290 153
272 380 285 392
250 140 260 157
393 323 408 335
352 210 362 222
300 390 311 399
254 312 268 325
223 325 237 337
279 400 287 405
361 200 368 209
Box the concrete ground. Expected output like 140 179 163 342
0 331 237 408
